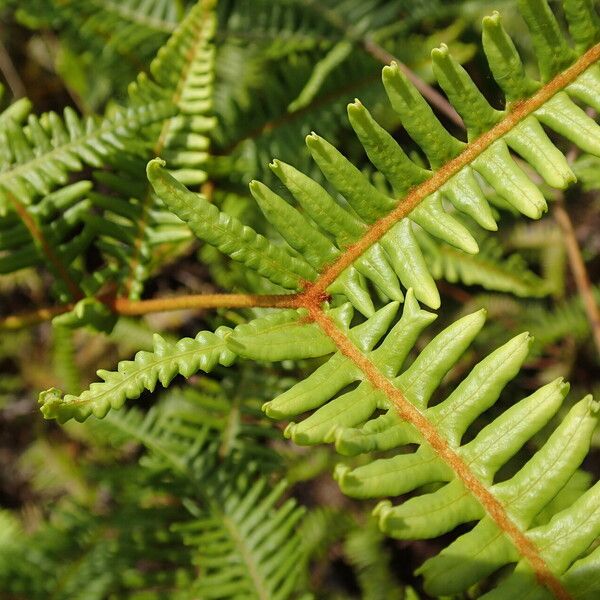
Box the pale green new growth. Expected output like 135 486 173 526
40 326 235 423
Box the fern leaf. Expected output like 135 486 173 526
13 0 180 107
0 101 173 213
177 477 307 600
222 289 598 597
36 2 600 597
147 159 316 290
39 326 236 422
59 285 587 594
418 232 550 297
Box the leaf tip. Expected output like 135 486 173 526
38 387 65 420
147 157 166 176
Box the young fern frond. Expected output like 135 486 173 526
40 326 236 423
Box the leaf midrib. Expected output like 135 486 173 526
309 306 571 600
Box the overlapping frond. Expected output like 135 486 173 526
0 97 175 300
0 101 173 214
12 0 181 107
0 0 217 302
93 0 217 298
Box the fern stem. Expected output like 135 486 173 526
0 293 302 330
0 304 75 330
7 191 84 301
110 293 302 314
301 41 600 300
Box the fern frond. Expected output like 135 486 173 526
40 326 236 422
0 92 176 300
225 291 599 598
88 381 307 599
149 0 600 317
418 231 550 298
37 2 600 597
0 180 93 299
176 476 307 600
212 13 473 183
13 0 181 107
0 101 172 213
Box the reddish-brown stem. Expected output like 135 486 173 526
308 306 571 600
0 293 302 330
109 292 302 314
301 42 600 300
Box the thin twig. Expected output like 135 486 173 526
302 0 463 127
0 304 74 330
0 37 26 98
553 199 600 357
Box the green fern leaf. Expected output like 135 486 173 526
36 2 600 597
92 0 218 298
0 101 173 213
39 326 236 422
227 291 599 598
